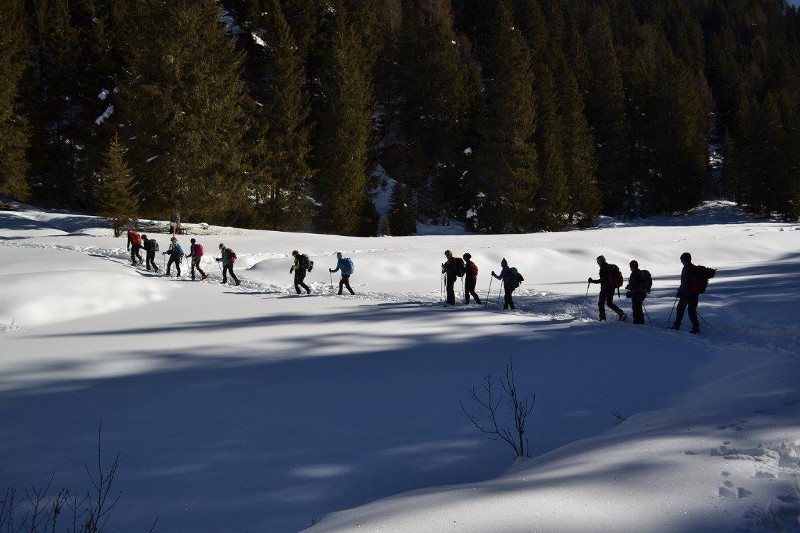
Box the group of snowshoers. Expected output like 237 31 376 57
125 230 715 332
444 250 716 334
126 230 239 285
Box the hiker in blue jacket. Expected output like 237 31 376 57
329 252 355 295
163 236 183 277
491 258 516 310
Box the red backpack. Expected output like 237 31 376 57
194 243 204 257
128 230 142 245
606 264 624 289
226 248 237 262
690 265 716 294
469 261 479 277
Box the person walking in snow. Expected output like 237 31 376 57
441 250 459 305
126 229 143 266
170 210 181 235
163 236 184 277
463 253 481 304
588 255 626 322
670 252 703 334
491 258 518 310
329 252 355 295
625 260 649 325
216 243 240 286
141 234 160 273
290 250 311 295
185 238 207 281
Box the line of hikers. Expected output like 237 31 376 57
442 250 715 334
127 230 716 331
125 230 356 295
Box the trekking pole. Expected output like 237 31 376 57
440 271 444 302
666 297 678 327
485 277 493 307
329 271 334 292
697 311 711 327
643 302 653 325
578 282 590 320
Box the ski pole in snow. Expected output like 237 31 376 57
485 277 493 307
578 282 590 320
642 302 653 325
697 311 711 327
666 297 678 327
329 271 334 293
440 271 444 302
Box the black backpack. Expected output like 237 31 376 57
455 258 466 277
299 254 311 270
640 269 653 293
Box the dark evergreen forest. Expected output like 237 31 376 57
1 0 799 234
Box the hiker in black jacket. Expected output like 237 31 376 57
185 238 207 281
141 234 159 273
670 252 700 334
216 243 240 286
463 253 481 304
290 250 311 295
441 250 458 305
588 255 626 322
626 260 648 325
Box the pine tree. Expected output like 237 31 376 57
532 62 569 230
250 0 314 230
97 133 139 236
315 7 375 235
474 0 539 233
119 0 251 224
27 0 81 206
580 7 631 216
388 181 418 236
0 0 31 201
554 55 600 226
394 0 481 218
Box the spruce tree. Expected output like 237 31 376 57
97 133 139 236
119 0 251 223
474 0 539 233
0 0 31 201
250 0 314 230
532 62 569 230
554 55 600 226
580 8 631 216
394 0 481 218
388 181 418 236
314 7 375 235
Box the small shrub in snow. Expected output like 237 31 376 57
460 357 536 458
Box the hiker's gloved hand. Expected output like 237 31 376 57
625 291 632 299
329 269 333 272
588 277 593 283
216 258 221 262
289 267 294 273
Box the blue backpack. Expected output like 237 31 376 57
342 257 354 275
174 244 184 257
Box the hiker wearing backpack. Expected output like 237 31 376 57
463 253 481 304
185 238 207 281
163 236 184 277
141 234 160 273
491 258 520 310
625 260 651 325
216 243 240 286
126 229 143 266
670 252 715 334
290 250 311 294
441 250 462 305
329 252 355 295
588 255 627 322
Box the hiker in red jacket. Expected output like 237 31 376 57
126 229 143 266
185 238 207 281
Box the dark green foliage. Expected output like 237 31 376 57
96 133 138 236
315 9 375 235
388 181 417 236
119 0 251 223
9 0 800 228
474 0 539 233
249 0 314 230
0 0 31 200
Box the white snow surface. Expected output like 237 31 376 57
1 201 799 533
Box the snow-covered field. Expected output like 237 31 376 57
1 202 799 533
